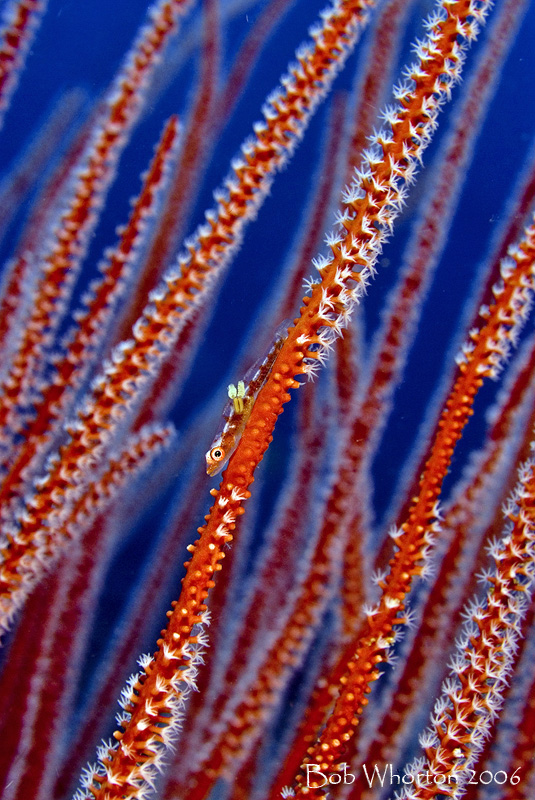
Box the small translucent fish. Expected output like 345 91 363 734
206 320 291 476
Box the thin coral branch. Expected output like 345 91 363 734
1 424 173 800
0 0 194 456
405 450 535 799
0 115 180 516
116 0 221 340
0 88 85 248
0 95 94 384
0 0 46 128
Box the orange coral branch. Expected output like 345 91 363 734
0 424 173 800
295 219 535 794
498 632 535 800
165 386 326 796
0 0 193 448
409 452 535 797
0 93 92 381
0 0 45 126
116 0 220 340
0 116 179 513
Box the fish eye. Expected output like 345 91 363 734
210 447 225 462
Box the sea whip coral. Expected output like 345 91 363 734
0 0 534 799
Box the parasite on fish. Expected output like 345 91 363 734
206 321 291 477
